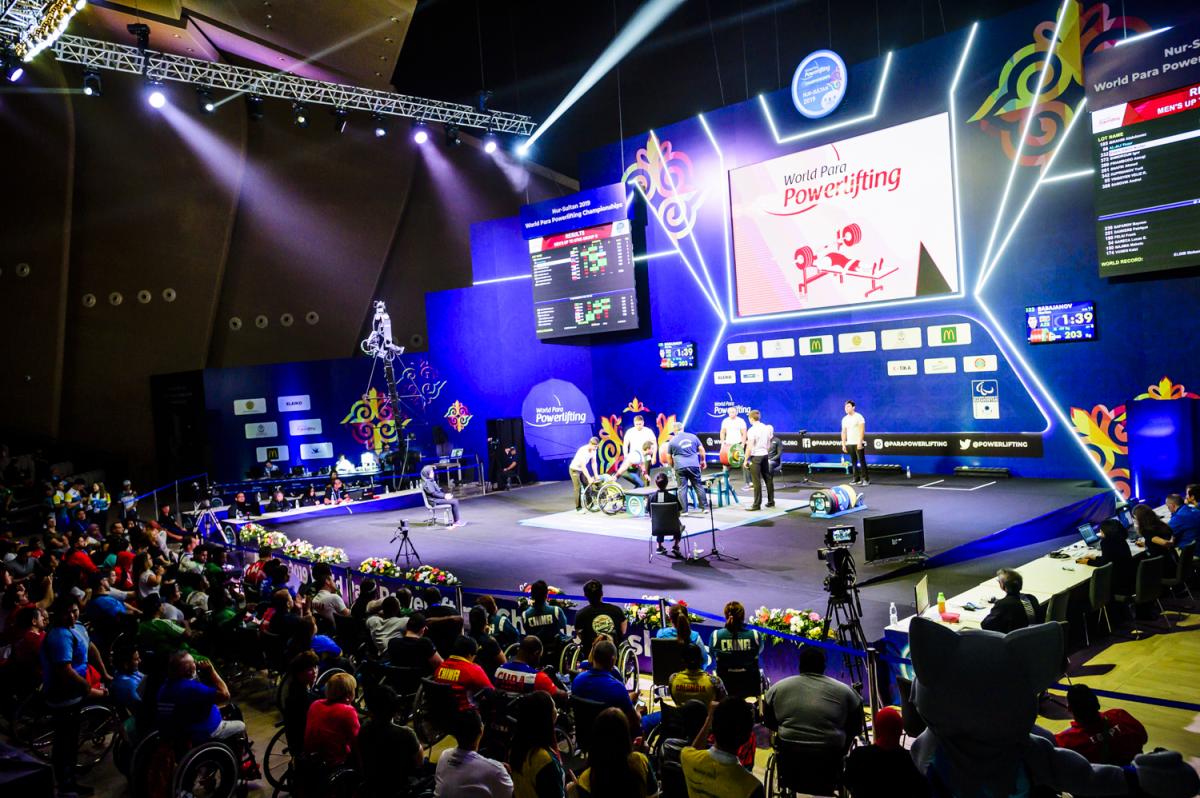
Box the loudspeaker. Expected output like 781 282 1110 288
486 418 529 487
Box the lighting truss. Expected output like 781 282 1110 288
11 30 536 135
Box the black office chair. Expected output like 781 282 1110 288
649 637 689 710
1116 556 1169 632
649 500 684 562
1085 562 1114 645
1162 541 1194 600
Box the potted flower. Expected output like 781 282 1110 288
623 595 702 629
516 582 575 611
358 557 399 577
281 539 316 561
311 546 348 565
404 564 461 586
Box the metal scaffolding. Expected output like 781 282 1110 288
2 5 536 136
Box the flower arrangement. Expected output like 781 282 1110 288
358 557 399 577
260 531 290 549
281 539 316 561
311 546 348 565
752 606 833 644
624 596 702 629
516 582 575 611
239 523 268 544
405 564 460 586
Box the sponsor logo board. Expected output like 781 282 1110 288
713 371 737 385
971 379 1000 419
761 338 796 358
255 445 289 462
288 419 323 436
926 322 972 347
299 442 333 460
887 359 918 376
759 431 1043 458
881 327 922 350
837 331 877 353
963 355 998 372
740 369 764 383
923 357 957 374
245 422 278 439
277 394 311 412
727 341 759 361
233 398 266 416
768 367 793 382
799 335 835 355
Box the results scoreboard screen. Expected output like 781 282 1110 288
658 341 696 369
1025 300 1097 345
529 219 638 340
1090 81 1200 277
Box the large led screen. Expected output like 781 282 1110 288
729 112 960 317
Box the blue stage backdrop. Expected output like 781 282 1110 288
424 0 1200 493
202 1 1200 496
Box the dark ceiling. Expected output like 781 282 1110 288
390 0 1047 175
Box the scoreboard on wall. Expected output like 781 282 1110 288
1024 301 1096 345
529 219 638 340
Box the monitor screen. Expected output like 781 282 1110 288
827 525 855 544
1025 301 1096 344
1077 522 1100 546
530 219 639 340
658 340 696 369
915 574 930 615
1091 85 1200 277
728 112 959 318
1118 507 1133 528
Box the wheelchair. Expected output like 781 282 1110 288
9 691 119 773
129 728 249 798
582 475 627 515
558 636 641 692
762 734 851 797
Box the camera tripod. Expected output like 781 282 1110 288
391 520 421 567
191 504 232 546
822 547 868 692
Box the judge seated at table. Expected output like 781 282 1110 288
266 490 291 514
1086 519 1135 597
421 465 462 527
980 568 1041 633
325 477 352 505
230 491 260 519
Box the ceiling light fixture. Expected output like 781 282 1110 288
483 131 498 154
292 101 308 128
196 85 215 113
147 82 166 108
444 124 461 147
412 119 428 144
332 106 349 133
245 94 264 121
82 69 101 96
372 113 387 137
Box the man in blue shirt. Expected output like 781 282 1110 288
157 651 245 745
42 596 107 795
1167 490 1200 550
667 422 708 515
571 640 639 730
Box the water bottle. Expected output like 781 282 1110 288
906 466 912 479
936 591 946 615
888 602 899 626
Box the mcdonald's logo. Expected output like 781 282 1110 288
940 326 958 344
809 338 824 353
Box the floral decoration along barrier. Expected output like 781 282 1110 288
216 533 869 683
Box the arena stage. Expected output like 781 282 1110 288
274 473 1112 638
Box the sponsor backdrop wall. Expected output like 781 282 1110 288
204 1 1199 497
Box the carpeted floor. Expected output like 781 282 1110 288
275 472 1105 639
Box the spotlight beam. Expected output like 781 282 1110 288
521 0 686 152
697 112 736 322
977 0 1071 279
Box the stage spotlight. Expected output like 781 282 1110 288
147 83 166 109
372 113 387 137
293 102 309 128
332 107 349 133
476 89 493 114
196 86 214 113
245 94 264 121
412 120 428 144
483 131 498 154
2 50 23 83
515 141 530 158
76 0 87 9
82 70 102 96
444 124 461 147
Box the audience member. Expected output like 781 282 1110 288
476 594 519 648
350 578 380 620
670 643 726 707
433 635 494 710
367 595 410 655
358 685 426 797
521 580 570 660
574 579 628 654
386 612 443 673
681 698 764 798
1092 519 1136 597
571 639 637 729
981 568 1040 633
655 604 711 669
1054 684 1148 766
508 691 569 797
495 636 561 697
467 605 506 679
157 651 243 744
764 644 863 753
110 646 145 710
304 671 360 766
434 709 513 797
843 706 929 797
282 651 319 756
575 707 656 797
311 569 350 623
709 600 763 674
42 595 107 795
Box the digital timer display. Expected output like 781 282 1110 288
658 340 697 369
1024 300 1097 345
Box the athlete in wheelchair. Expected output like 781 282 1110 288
519 580 574 673
582 473 627 515
561 579 640 691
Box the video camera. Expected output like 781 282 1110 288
817 525 858 598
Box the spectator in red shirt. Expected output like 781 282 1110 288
433 635 494 711
64 536 98 576
304 672 360 766
1054 684 1148 766
494 636 561 698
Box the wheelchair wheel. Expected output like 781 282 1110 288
10 693 52 757
75 703 119 772
326 766 360 798
263 726 292 790
503 642 520 661
617 643 640 693
411 684 443 746
765 752 782 797
558 640 581 675
130 730 175 798
598 483 626 515
583 482 604 513
173 740 240 798
113 723 134 776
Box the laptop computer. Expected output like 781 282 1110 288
915 574 930 616
1077 522 1101 548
